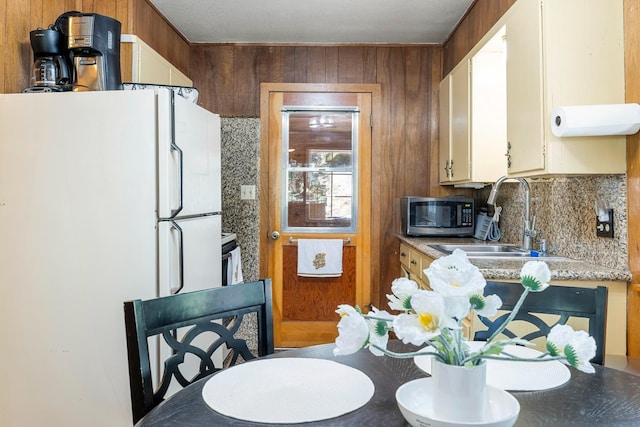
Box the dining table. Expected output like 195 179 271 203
137 340 640 426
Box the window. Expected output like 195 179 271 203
282 107 359 232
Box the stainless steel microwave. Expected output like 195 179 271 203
401 196 474 236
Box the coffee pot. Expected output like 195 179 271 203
24 27 72 92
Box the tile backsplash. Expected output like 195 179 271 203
475 175 628 271
221 117 261 283
221 117 261 349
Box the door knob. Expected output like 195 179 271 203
271 231 280 240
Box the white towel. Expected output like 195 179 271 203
228 246 244 285
297 239 343 277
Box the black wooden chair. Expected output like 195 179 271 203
474 281 607 365
123 279 274 424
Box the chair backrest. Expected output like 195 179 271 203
473 281 607 365
123 279 274 424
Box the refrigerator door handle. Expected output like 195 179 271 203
169 140 184 218
169 220 185 294
169 90 184 219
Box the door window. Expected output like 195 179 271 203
282 107 359 232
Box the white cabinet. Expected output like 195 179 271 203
121 35 193 87
439 66 470 183
504 0 625 176
439 28 507 186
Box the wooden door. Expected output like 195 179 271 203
260 83 376 347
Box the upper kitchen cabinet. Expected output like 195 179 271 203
439 62 470 184
504 0 626 176
120 35 193 87
439 27 507 187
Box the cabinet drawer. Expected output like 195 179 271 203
399 243 411 269
420 255 434 289
408 250 422 277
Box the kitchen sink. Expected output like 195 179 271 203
428 243 569 260
429 244 529 255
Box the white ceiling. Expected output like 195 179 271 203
148 0 475 44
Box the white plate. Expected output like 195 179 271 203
396 378 520 427
201 358 374 424
414 341 571 391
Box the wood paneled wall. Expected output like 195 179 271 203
0 0 189 94
443 0 516 75
130 0 190 74
189 45 445 306
184 1 518 307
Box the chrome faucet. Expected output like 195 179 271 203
487 176 536 250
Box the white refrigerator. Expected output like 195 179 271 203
0 89 222 426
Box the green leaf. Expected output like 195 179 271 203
374 320 387 337
521 275 542 291
403 295 413 310
546 341 560 356
565 345 578 367
481 345 504 356
469 294 484 310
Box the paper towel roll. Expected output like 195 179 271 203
550 103 640 137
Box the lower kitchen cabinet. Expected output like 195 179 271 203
398 243 627 356
399 243 431 289
470 280 627 358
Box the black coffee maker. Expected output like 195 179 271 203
57 11 122 91
24 27 72 92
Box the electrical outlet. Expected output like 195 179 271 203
240 185 256 200
596 208 614 238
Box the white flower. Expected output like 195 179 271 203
393 290 450 345
470 293 502 318
425 249 487 298
424 249 488 319
520 261 551 292
387 277 419 311
547 324 596 373
366 306 393 356
333 305 369 356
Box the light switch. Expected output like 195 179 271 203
240 185 256 200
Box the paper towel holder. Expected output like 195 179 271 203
551 103 640 137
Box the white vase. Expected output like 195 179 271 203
431 359 487 422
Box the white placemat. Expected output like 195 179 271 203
202 358 375 423
414 342 571 391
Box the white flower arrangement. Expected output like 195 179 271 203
334 249 597 374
